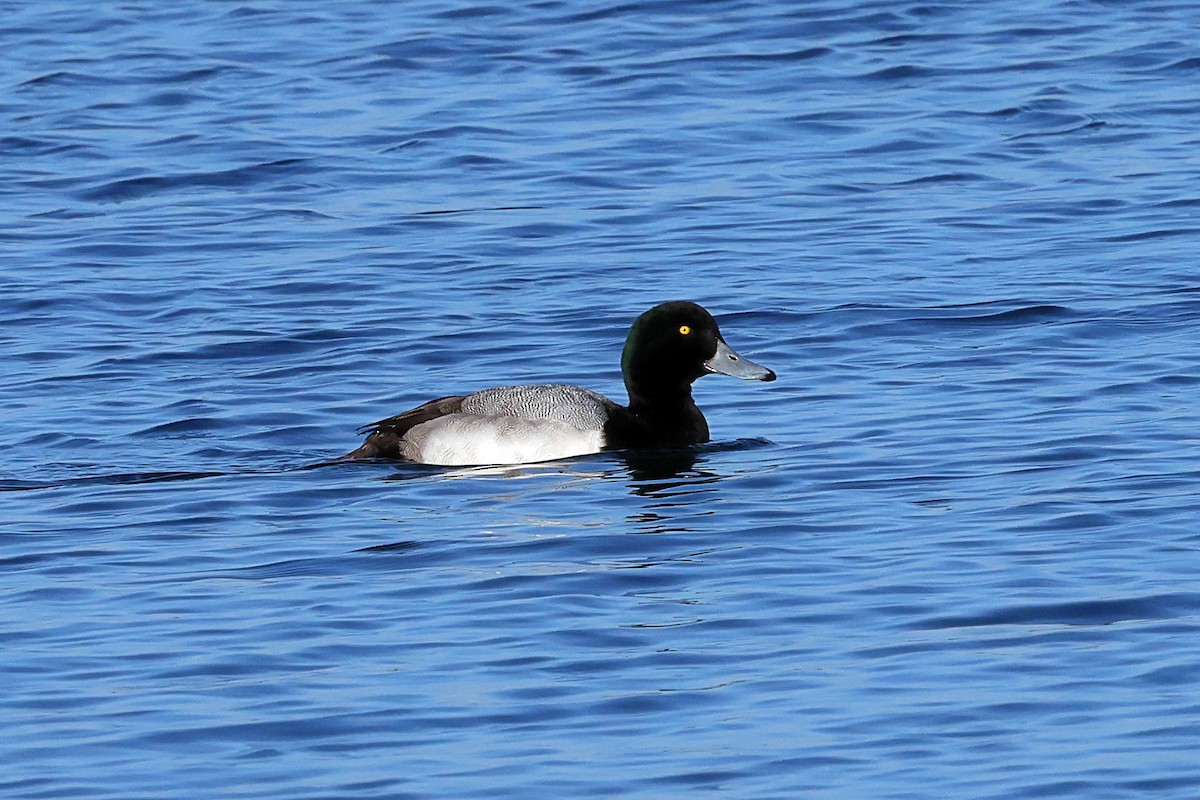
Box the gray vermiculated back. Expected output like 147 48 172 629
461 384 613 430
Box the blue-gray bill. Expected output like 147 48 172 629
704 338 776 381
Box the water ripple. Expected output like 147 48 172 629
3 0 1200 798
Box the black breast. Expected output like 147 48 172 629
601 399 709 451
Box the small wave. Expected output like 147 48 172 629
917 593 1200 630
194 540 427 582
0 469 226 493
904 303 1072 328
893 172 993 186
654 47 832 69
1004 119 1106 141
1154 56 1200 72
75 158 310 203
860 64 938 81
837 303 1073 339
16 70 118 89
133 417 224 438
1100 227 1200 243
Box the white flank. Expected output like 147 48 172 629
401 414 605 466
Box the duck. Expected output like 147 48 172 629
345 301 775 466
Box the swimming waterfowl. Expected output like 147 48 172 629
346 301 775 466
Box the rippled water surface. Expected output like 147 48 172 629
4 1 1200 797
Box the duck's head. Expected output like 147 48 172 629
620 301 775 401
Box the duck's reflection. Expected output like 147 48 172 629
620 445 699 485
365 438 770 503
619 438 774 497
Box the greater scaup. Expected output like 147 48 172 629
346 301 775 465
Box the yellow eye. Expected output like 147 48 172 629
678 325 691 335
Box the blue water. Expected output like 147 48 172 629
3 1 1200 797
